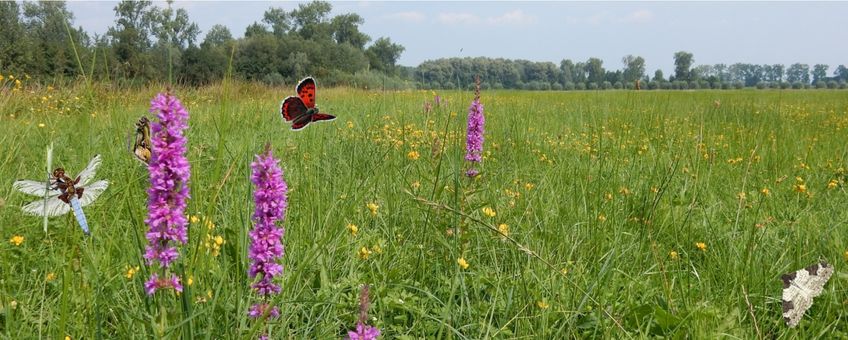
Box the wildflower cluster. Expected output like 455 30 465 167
144 92 191 295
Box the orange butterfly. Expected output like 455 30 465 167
280 77 336 131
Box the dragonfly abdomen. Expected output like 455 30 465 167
69 196 90 235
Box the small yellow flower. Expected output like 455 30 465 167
65 336 71 340
793 184 807 193
760 188 770 196
525 183 535 191
0 74 4 81
371 244 382 254
537 300 550 309
457 257 469 270
619 187 631 196
407 150 420 160
737 192 746 200
9 300 17 309
8 74 14 80
604 193 613 201
695 242 707 252
367 202 379 216
46 272 57 282
497 223 509 239
844 250 848 262
669 250 679 260
125 266 139 279
560 268 568 275
411 181 421 190
346 223 358 236
187 275 194 286
597 213 607 223
214 235 224 246
358 247 372 260
37 123 45 128
828 179 839 189
482 207 496 217
346 121 354 129
10 235 24 246
190 215 200 224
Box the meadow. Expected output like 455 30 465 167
1 78 848 339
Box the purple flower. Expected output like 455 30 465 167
144 92 191 295
248 303 281 319
434 95 441 106
348 322 381 340
348 284 380 340
464 94 484 163
465 168 479 178
248 147 287 324
144 273 183 296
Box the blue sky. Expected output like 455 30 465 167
66 1 848 75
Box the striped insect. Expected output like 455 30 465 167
12 155 109 235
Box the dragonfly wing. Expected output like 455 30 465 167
21 196 70 217
79 180 109 207
77 154 102 186
12 179 60 197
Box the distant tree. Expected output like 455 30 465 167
204 24 233 46
366 37 404 75
0 2 28 73
621 55 645 83
786 63 810 84
560 59 574 84
812 64 828 83
584 57 604 84
108 0 158 79
331 13 370 49
673 51 694 81
244 22 270 38
836 65 848 82
22 1 89 78
652 69 664 82
262 8 290 38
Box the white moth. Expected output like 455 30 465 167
780 261 833 328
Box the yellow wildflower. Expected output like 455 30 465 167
844 250 848 262
669 250 679 260
187 275 194 286
347 121 354 129
10 235 24 246
793 184 807 193
46 272 57 282
367 202 379 216
695 242 707 252
619 187 631 196
125 266 140 279
537 300 550 309
604 193 613 201
737 192 746 200
407 150 420 160
761 188 770 196
411 181 420 190
371 243 382 254
65 336 71 340
525 183 535 191
497 223 509 239
828 179 838 189
358 247 372 260
597 213 607 223
190 215 200 224
457 257 469 270
346 223 358 236
37 123 45 128
482 207 496 217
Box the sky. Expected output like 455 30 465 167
65 1 848 75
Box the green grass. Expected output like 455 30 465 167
1 82 848 338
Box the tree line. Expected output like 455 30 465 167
1 1 845 90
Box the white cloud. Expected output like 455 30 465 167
385 11 426 24
487 10 536 25
437 12 481 25
621 10 654 24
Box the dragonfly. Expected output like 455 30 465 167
12 155 109 235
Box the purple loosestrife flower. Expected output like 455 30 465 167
144 92 191 295
348 285 380 340
248 147 287 319
464 77 485 178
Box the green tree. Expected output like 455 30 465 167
331 13 370 49
366 37 404 75
621 55 645 83
108 0 157 79
0 2 29 73
584 57 604 84
653 69 664 82
786 63 810 84
673 51 694 81
812 64 828 83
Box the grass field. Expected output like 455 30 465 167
1 80 848 338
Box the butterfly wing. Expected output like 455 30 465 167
21 196 70 217
781 262 833 327
291 113 313 131
281 96 309 122
13 179 60 197
311 113 336 124
296 77 316 109
133 117 151 164
79 180 109 207
76 154 102 186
